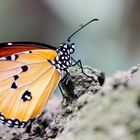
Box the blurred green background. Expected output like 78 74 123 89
0 0 140 75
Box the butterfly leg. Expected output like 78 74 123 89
71 57 105 86
71 57 97 80
59 71 77 104
25 123 32 133
58 84 65 103
59 71 70 103
59 71 71 85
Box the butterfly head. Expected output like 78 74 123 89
66 41 75 54
58 41 75 56
58 41 75 54
53 19 99 73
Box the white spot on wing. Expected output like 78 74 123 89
8 43 13 45
15 121 19 124
24 51 31 54
11 54 16 61
25 95 31 100
7 120 12 124
0 57 6 60
0 116 4 120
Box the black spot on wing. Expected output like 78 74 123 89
11 82 18 89
13 75 19 80
15 54 19 60
21 65 28 72
5 54 19 61
21 90 32 102
0 112 35 128
5 56 12 60
48 59 52 64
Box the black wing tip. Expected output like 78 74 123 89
0 112 35 128
0 41 57 50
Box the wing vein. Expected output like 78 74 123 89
28 69 56 119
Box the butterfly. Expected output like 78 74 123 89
0 19 98 128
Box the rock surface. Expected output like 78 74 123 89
0 65 140 140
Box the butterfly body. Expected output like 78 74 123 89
0 18 98 128
52 42 75 73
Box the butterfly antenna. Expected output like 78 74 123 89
67 18 99 42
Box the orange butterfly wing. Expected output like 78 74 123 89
0 42 56 57
0 44 60 128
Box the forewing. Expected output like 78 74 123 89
0 49 60 128
0 42 56 57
